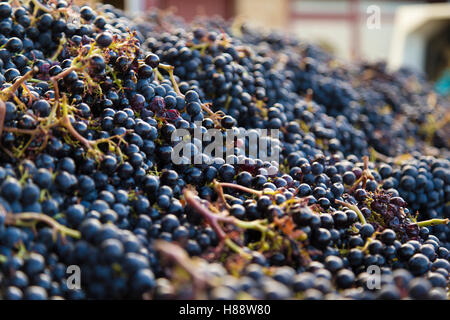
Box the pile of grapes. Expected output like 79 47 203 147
0 1 448 300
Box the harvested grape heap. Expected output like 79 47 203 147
0 0 448 300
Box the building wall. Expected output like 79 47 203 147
234 0 289 31
144 0 234 21
119 0 446 65
288 0 423 62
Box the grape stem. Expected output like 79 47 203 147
0 99 5 139
200 103 224 127
30 0 52 13
349 156 375 192
0 67 38 138
1 92 126 161
50 65 79 82
183 188 234 240
1 67 38 100
154 240 209 299
335 199 367 225
183 188 273 259
3 209 81 239
416 218 449 227
158 63 184 98
50 35 66 61
224 237 251 258
216 182 275 197
212 180 231 209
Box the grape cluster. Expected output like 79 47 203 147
0 1 447 300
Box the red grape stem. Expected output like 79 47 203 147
183 188 275 259
200 103 225 127
154 240 210 299
349 156 375 193
58 96 94 150
212 180 231 209
183 188 234 241
30 0 52 13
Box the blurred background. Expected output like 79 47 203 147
98 0 450 94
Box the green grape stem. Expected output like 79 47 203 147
30 0 52 13
216 182 276 197
158 63 184 98
0 67 38 137
3 207 81 240
1 66 38 100
416 218 449 227
335 199 367 225
0 205 81 239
